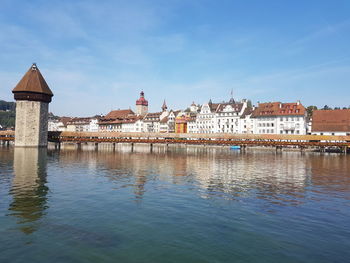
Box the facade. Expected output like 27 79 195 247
175 112 190 133
66 116 101 132
196 100 220 134
121 117 144 132
312 109 350 136
98 109 134 132
193 98 250 134
48 117 73 132
215 99 249 133
143 112 162 132
251 101 307 135
12 63 53 147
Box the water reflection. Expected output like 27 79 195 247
8 148 49 234
54 145 350 206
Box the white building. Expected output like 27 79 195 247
215 99 249 133
196 100 220 134
251 101 307 135
66 117 102 132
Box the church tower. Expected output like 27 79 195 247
12 64 53 147
161 99 167 112
136 91 148 116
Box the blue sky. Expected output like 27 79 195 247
0 0 350 116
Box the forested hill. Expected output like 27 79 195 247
0 100 15 129
0 100 15 111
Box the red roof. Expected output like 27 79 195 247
252 102 305 117
59 117 73 126
104 109 134 119
216 103 243 112
136 91 148 106
312 109 350 132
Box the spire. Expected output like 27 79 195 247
229 88 235 104
162 99 167 111
12 63 53 103
208 99 212 105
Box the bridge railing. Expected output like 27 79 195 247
1 130 350 147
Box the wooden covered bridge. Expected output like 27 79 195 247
1 130 349 153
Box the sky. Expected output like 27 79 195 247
0 0 350 116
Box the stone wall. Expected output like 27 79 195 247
15 101 49 147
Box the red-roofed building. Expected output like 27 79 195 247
312 109 350 135
251 101 307 134
99 109 135 132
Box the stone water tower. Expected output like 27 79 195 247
12 64 53 147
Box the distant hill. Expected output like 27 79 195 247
0 100 15 111
0 100 15 129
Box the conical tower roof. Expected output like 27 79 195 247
12 64 53 103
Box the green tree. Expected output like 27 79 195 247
306 105 318 118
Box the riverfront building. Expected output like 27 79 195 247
66 117 101 132
251 101 307 135
47 90 310 136
312 109 350 136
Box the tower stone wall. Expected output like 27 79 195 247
12 64 53 148
135 91 148 116
136 105 148 116
15 101 49 147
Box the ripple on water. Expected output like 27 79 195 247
0 146 350 263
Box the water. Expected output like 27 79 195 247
0 145 350 263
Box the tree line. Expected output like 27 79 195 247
0 100 15 129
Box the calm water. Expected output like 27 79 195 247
0 145 350 263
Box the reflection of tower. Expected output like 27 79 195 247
9 148 49 234
12 64 53 147
134 174 147 201
136 91 148 116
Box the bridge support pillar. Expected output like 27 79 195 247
342 146 347 154
94 143 98 151
112 143 116 151
150 143 153 152
275 146 282 153
54 142 61 150
6 140 10 147
240 145 247 152
77 143 82 150
131 143 134 152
